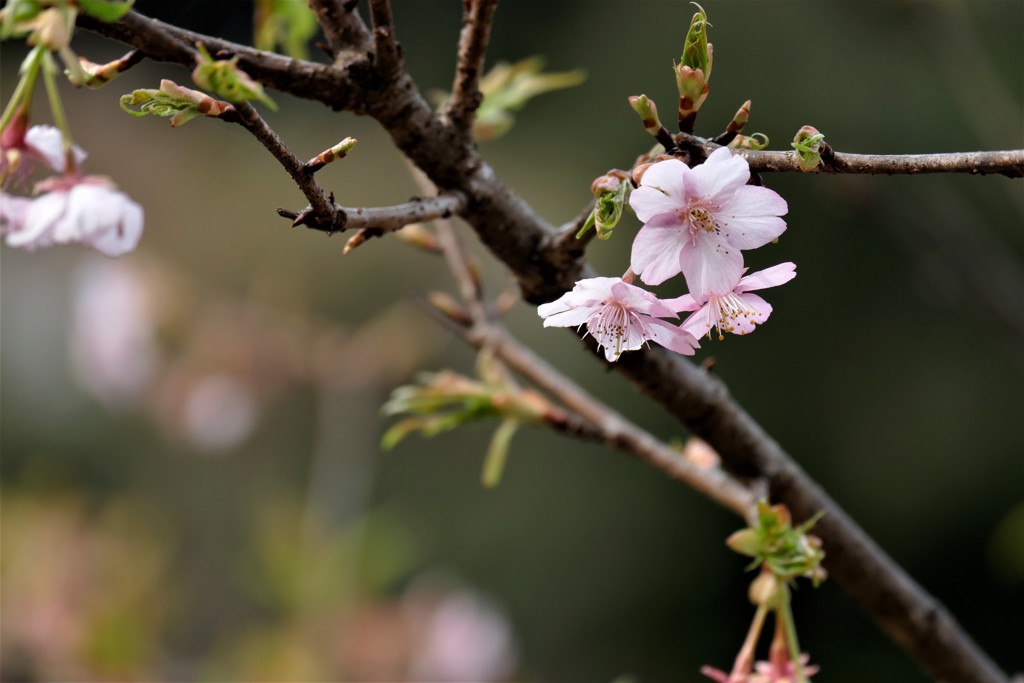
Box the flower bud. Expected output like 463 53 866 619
74 51 140 89
305 136 358 172
791 125 826 172
726 100 751 135
628 94 663 138
748 570 782 607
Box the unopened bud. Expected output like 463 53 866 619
426 291 471 326
628 94 663 138
749 570 782 607
726 100 751 135
305 136 358 172
792 125 826 172
74 51 140 88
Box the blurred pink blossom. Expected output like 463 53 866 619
1 175 143 256
1 121 87 187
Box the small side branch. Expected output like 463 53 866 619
308 0 372 57
675 134 1024 177
368 0 402 78
229 103 339 230
444 0 501 134
278 192 466 233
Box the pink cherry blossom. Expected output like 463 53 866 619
669 262 796 340
537 276 699 362
628 147 788 295
1 122 87 187
1 175 143 257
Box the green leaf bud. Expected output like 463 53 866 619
191 43 277 110
791 125 826 172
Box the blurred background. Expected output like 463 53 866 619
2 1 1022 681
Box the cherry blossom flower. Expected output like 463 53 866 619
537 276 699 362
670 263 796 340
1 121 87 187
1 175 143 256
628 147 788 295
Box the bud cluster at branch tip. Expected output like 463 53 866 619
305 137 358 173
675 3 713 133
120 79 237 127
791 126 827 172
576 169 629 241
191 43 277 111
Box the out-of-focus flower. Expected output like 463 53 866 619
670 262 797 340
180 373 258 452
1 121 86 187
1 175 143 256
628 148 788 295
403 578 518 683
70 259 159 407
537 276 699 362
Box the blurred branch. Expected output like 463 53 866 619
443 0 501 137
307 0 372 58
77 10 1014 683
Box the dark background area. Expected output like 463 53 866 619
2 1 1022 681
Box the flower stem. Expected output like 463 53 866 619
729 602 770 680
41 51 76 174
777 586 807 683
0 45 45 133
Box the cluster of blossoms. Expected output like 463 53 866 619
1 122 143 256
538 147 795 361
0 0 143 257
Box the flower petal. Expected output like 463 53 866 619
717 185 788 249
689 147 749 202
678 233 743 298
644 318 699 355
629 185 682 223
736 262 796 293
631 223 687 286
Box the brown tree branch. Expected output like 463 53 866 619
443 0 501 136
307 0 372 58
277 192 466 233
368 0 402 79
227 103 339 230
78 12 1014 683
674 133 1024 178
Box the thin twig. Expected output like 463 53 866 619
368 0 401 78
674 134 1024 177
229 103 339 230
278 192 466 233
460 323 758 520
308 0 372 58
444 0 501 135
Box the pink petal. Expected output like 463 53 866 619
6 191 66 248
725 292 773 335
537 299 597 328
678 234 743 298
87 200 144 257
631 223 687 286
637 158 689 198
610 281 677 319
681 303 716 339
717 185 788 249
644 318 699 355
24 125 87 172
690 147 749 202
629 185 683 223
736 262 796 293
661 292 701 312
